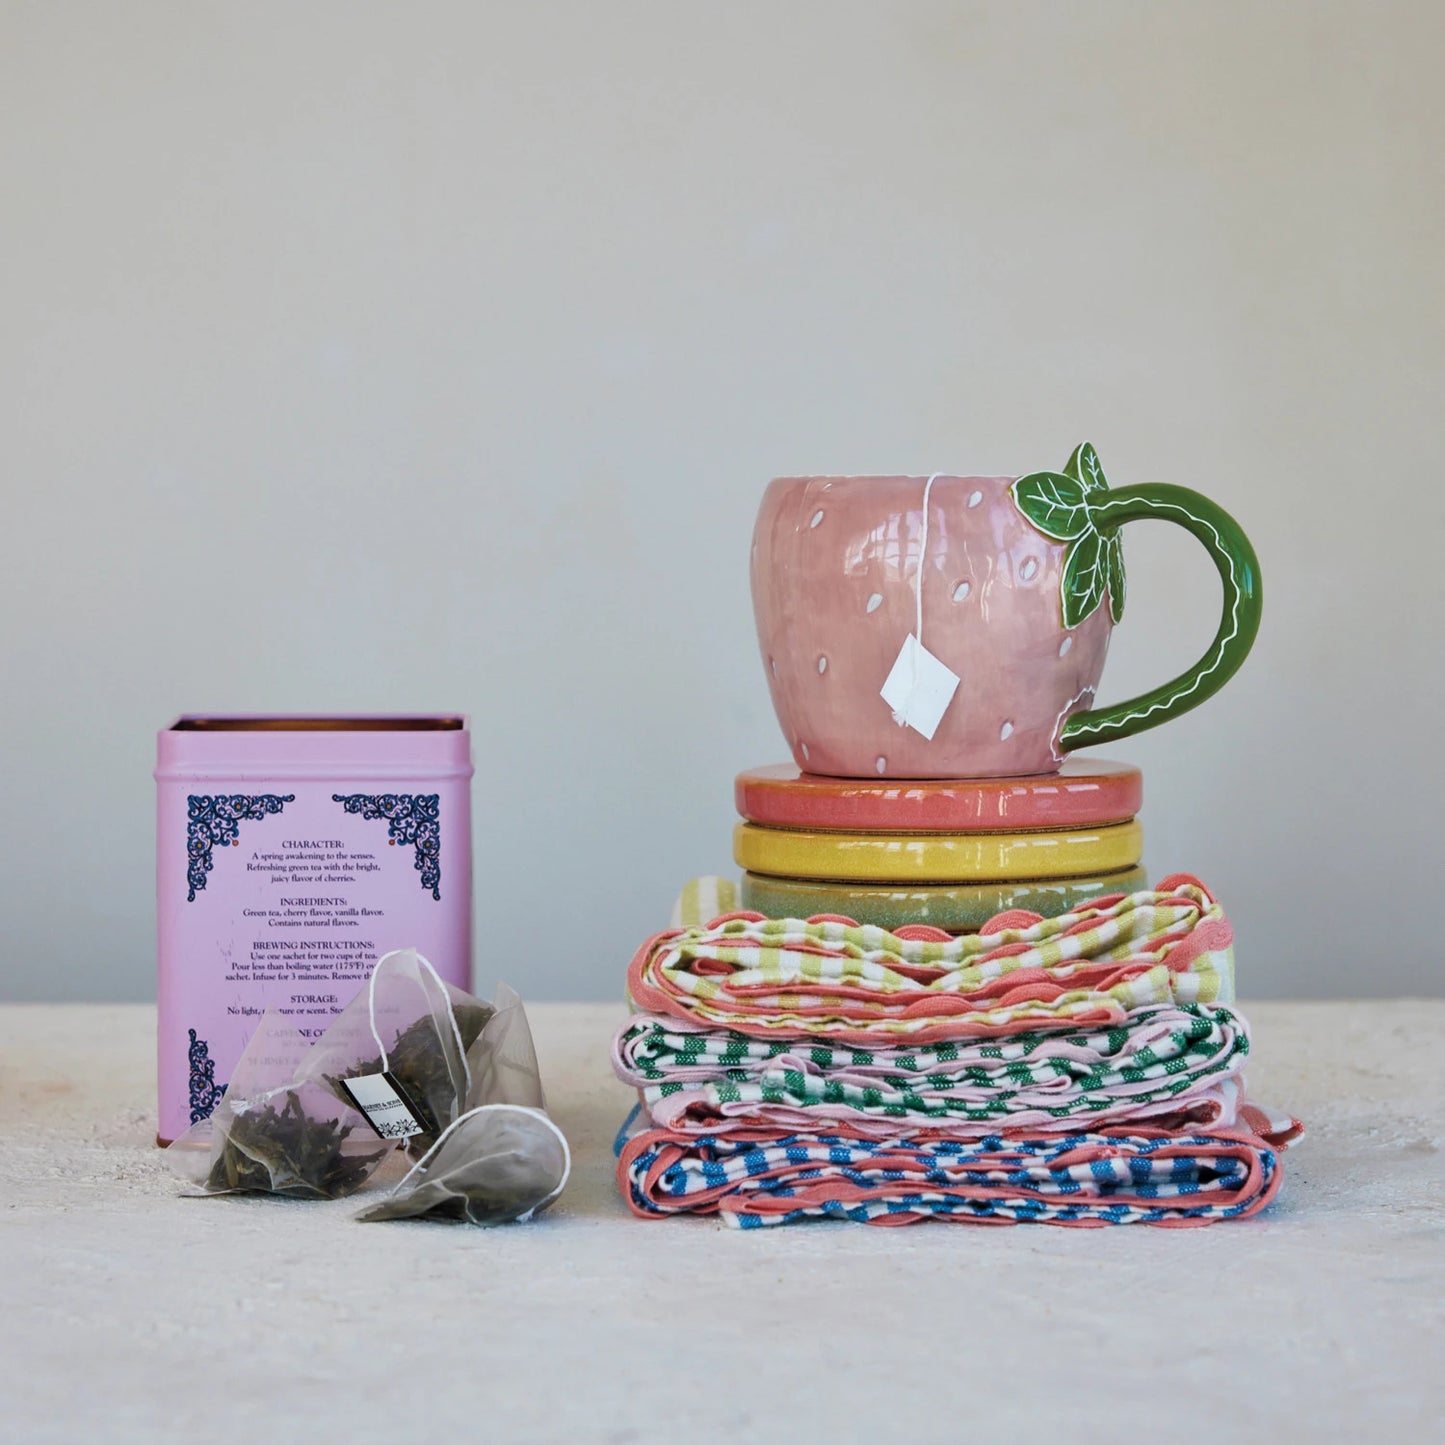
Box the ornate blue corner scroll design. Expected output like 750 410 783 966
186 793 294 901
188 1029 227 1124
332 792 441 900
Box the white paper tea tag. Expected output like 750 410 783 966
339 1072 427 1140
880 633 961 740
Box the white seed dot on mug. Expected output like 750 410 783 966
1058 636 1073 657
770 657 779 676
952 581 971 602
809 509 825 529
817 655 828 674
967 490 983 508
800 742 811 761
875 756 887 774
999 720 1014 741
866 593 883 614
1020 558 1039 582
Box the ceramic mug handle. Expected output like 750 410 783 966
1058 483 1262 752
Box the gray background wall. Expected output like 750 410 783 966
3 1 1441 1003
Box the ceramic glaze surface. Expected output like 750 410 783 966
733 819 1144 883
739 866 1149 934
752 474 1112 778
751 450 1262 778
735 758 1142 833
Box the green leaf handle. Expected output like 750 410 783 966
1058 483 1262 751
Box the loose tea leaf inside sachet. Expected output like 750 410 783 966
341 998 495 1149
296 948 493 1156
205 1089 387 1199
165 1011 390 1200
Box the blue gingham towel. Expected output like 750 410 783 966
615 1102 1300 1228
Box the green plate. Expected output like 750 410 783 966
739 866 1150 934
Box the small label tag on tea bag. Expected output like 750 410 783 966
880 634 960 741
339 1072 427 1140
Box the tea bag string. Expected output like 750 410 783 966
367 948 473 1101
913 472 943 685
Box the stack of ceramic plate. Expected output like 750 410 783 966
732 758 1146 933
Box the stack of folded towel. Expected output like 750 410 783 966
613 875 1301 1227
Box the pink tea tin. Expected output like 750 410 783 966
155 716 474 1144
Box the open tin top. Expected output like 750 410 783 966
170 716 465 731
157 715 473 783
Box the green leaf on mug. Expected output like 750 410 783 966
1065 441 1109 494
1015 443 1122 628
1061 529 1110 629
1105 529 1126 623
1011 471 1091 541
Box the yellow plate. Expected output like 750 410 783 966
733 819 1144 883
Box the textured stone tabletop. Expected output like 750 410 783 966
2 1001 1442 1443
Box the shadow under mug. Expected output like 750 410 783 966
750 443 1261 780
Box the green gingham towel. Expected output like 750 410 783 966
613 1003 1251 1139
628 874 1233 1044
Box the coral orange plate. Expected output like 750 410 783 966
734 759 1142 833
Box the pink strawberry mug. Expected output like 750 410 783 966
750 443 1261 779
